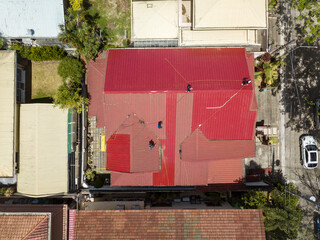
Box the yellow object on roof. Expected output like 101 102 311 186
193 0 267 29
0 51 16 177
100 135 106 152
17 104 68 196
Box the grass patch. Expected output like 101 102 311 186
88 0 131 47
32 61 63 99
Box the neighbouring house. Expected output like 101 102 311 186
0 206 266 239
0 50 78 197
87 48 258 187
0 0 65 46
0 204 68 240
69 209 266 239
0 51 27 183
131 0 267 52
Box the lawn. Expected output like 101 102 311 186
88 0 131 47
32 61 62 99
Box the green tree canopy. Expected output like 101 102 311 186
59 7 108 61
57 57 85 82
293 0 320 43
54 57 88 113
242 183 303 239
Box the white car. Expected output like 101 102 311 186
300 135 319 169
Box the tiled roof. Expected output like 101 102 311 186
0 213 49 240
87 48 257 186
72 209 265 240
0 204 68 240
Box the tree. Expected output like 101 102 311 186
57 57 85 82
0 38 3 49
242 183 303 239
54 82 88 113
59 7 106 61
54 57 88 113
293 0 320 44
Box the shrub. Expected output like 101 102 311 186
0 187 6 195
57 57 85 83
10 44 67 61
54 57 88 113
4 187 15 197
0 38 3 49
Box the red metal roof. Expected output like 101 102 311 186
87 48 258 186
106 115 161 173
104 48 251 93
107 134 131 172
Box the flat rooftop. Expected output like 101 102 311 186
0 0 65 38
0 51 16 177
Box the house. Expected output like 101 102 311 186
0 204 68 240
0 0 65 45
131 0 267 52
0 205 266 239
69 209 266 239
87 48 258 187
0 50 77 197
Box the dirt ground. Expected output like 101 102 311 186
31 61 62 99
89 0 131 47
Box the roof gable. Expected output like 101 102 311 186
0 213 49 239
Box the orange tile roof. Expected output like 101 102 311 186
0 213 49 240
0 204 68 240
72 209 265 240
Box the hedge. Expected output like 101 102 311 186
10 43 67 61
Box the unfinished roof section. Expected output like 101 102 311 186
132 0 179 40
72 209 266 239
0 0 65 38
193 0 267 29
107 115 161 173
0 51 15 177
18 104 68 196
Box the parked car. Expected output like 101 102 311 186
300 135 319 169
315 99 320 129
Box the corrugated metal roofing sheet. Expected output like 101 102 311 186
0 51 15 177
106 115 161 173
153 93 176 186
107 134 131 173
87 48 258 186
104 48 251 92
207 159 244 184
181 129 255 161
191 90 256 140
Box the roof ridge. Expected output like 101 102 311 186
22 215 49 240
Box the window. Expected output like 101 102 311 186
305 150 309 163
310 152 317 162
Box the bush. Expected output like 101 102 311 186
0 186 15 197
10 44 67 61
54 57 88 113
0 38 3 49
57 57 85 82
4 187 15 197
